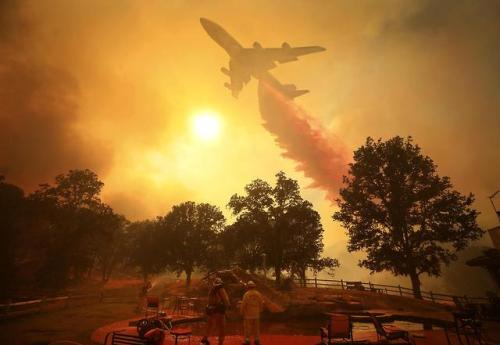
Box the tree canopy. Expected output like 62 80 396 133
0 169 129 290
228 171 338 285
333 136 483 298
156 201 226 286
0 169 336 295
0 176 27 296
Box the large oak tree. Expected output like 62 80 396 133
156 201 226 287
333 137 483 298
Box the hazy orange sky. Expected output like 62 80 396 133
1 0 499 291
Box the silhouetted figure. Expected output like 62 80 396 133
201 277 230 345
142 280 152 295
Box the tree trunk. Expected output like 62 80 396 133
186 269 192 288
274 266 281 286
300 269 307 287
409 270 422 299
102 262 113 282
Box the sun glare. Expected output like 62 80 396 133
191 111 222 140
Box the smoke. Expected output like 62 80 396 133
0 0 498 228
258 81 349 200
0 0 111 190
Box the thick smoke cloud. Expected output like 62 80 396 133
0 0 111 190
258 81 349 200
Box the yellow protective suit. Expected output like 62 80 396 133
240 288 264 343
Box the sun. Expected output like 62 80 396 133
191 110 222 140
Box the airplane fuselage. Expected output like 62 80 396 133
230 54 275 78
200 17 325 98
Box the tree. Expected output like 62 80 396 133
90 206 129 282
228 171 334 285
284 200 339 285
0 171 129 293
219 220 263 272
126 220 163 281
34 169 104 209
29 169 118 286
156 202 225 287
0 176 27 297
333 136 483 298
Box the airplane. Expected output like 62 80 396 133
200 18 326 99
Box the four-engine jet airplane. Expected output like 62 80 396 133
200 18 326 98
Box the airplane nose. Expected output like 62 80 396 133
200 17 219 36
200 18 211 28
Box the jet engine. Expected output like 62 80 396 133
253 42 262 49
281 42 291 49
277 42 297 63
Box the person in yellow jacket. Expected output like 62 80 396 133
240 281 264 345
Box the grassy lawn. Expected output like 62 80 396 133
0 299 139 345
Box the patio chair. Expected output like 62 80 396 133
453 311 483 345
319 313 354 344
170 327 192 345
370 315 415 345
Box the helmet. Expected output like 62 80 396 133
213 277 224 286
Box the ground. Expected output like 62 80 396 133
1 276 498 345
0 300 137 345
0 278 141 345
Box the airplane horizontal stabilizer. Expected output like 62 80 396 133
290 89 309 98
282 84 309 98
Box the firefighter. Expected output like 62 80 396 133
201 277 230 345
240 281 264 345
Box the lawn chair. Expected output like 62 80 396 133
370 315 415 344
319 313 354 344
453 311 483 345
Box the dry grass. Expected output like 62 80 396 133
0 279 143 345
0 299 139 345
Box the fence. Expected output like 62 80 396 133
0 293 102 320
294 277 490 305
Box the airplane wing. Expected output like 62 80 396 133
260 44 326 64
258 71 309 99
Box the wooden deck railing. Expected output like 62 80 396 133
0 293 101 319
293 277 489 305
